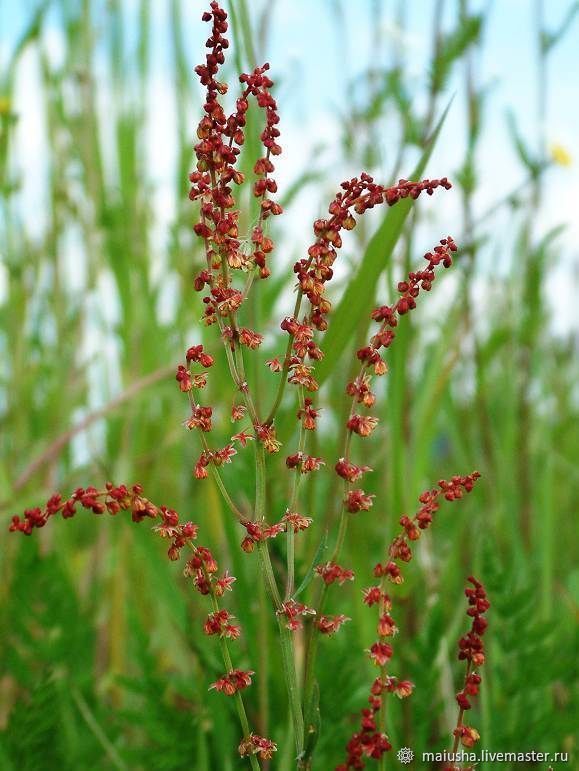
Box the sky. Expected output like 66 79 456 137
1 0 578 334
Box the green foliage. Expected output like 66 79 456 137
430 14 483 94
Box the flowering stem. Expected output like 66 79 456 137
264 260 312 426
302 384 359 737
254 441 305 758
285 387 307 600
194 551 260 771
451 660 472 756
188 389 245 521
377 577 389 771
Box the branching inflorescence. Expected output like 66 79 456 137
9 3 489 768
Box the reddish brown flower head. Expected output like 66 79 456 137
283 511 313 532
374 561 403 584
186 344 214 368
286 452 324 474
176 365 192 393
377 613 398 637
345 489 375 513
240 520 285 552
255 423 282 453
297 398 321 430
9 483 160 535
315 561 355 586
277 600 316 631
231 404 246 421
362 586 391 608
214 570 236 596
265 357 282 372
210 669 254 696
347 414 379 437
184 404 213 432
335 458 372 482
346 374 376 407
453 725 480 748
368 641 393 666
317 614 350 635
231 430 254 447
239 327 264 349
295 175 452 332
203 609 241 640
238 733 278 761
213 444 237 465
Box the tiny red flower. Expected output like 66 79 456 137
345 489 375 513
317 614 350 635
368 641 393 666
283 511 313 532
238 733 278 761
210 669 254 696
265 357 282 372
347 414 379 437
315 561 355 585
277 600 316 631
176 365 192 392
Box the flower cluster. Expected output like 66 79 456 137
277 206 454 411
317 614 351 635
190 0 282 338
277 599 316 631
336 237 458 526
315 561 355 585
383 471 481 569
338 473 480 769
210 668 254 696
238 733 278 761
445 576 490 767
9 483 158 535
240 519 285 552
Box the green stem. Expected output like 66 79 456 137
254 438 305 757
265 261 312 426
285 388 307 600
188 389 245 521
192 550 261 771
377 576 389 771
301 368 365 765
209 594 261 771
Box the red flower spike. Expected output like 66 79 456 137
9 483 162 536
448 576 490 757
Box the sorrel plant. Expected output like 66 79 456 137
8 3 490 768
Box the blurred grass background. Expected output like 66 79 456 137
0 0 578 769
